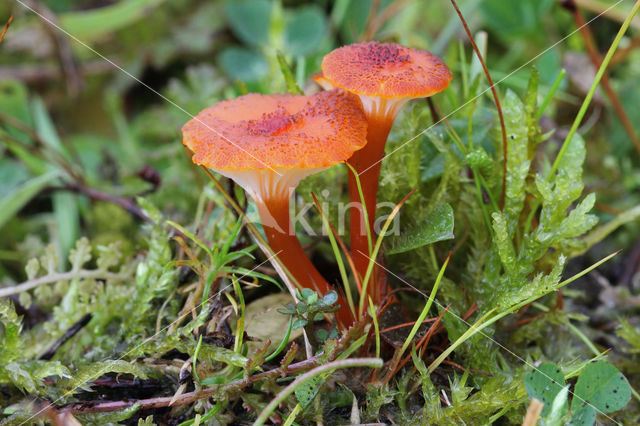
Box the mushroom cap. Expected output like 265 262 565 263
321 41 452 99
182 90 367 171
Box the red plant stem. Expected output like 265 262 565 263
256 196 354 327
449 0 508 210
0 16 13 44
379 318 437 335
347 112 393 302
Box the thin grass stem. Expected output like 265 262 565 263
359 189 416 317
536 69 566 118
550 0 640 177
368 297 381 359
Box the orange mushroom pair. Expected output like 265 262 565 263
182 90 366 327
315 42 452 302
183 41 452 328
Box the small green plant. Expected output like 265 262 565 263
525 361 632 425
278 288 340 332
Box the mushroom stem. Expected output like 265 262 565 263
256 195 354 328
347 112 393 302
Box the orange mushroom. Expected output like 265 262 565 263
182 90 367 327
317 41 452 301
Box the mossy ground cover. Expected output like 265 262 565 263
1 0 640 424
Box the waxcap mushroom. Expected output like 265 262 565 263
183 90 367 208
182 89 366 327
319 41 452 117
316 41 452 303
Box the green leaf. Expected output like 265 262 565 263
481 0 554 38
276 52 303 95
296 302 309 313
465 147 492 170
224 0 272 46
0 80 48 174
0 80 32 142
547 385 570 425
198 344 248 369
284 6 327 56
31 96 79 260
492 212 517 275
617 319 640 354
292 318 308 330
0 171 61 230
300 288 314 299
571 362 631 415
136 197 163 223
387 203 454 254
0 160 29 199
3 362 38 393
31 96 70 159
201 376 227 386
295 376 322 408
322 291 338 306
53 192 80 263
167 219 213 261
0 299 23 364
338 0 391 43
218 47 268 82
315 329 329 342
278 303 297 315
76 403 141 425
63 360 149 394
524 362 567 417
501 90 531 231
58 0 165 41
568 405 596 426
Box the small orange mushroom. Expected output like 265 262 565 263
317 41 452 301
182 90 367 327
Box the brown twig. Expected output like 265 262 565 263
60 319 368 415
567 0 640 157
573 0 640 30
0 112 84 182
382 306 449 384
426 98 441 123
379 317 437 334
0 111 49 145
59 355 323 414
63 181 150 222
0 112 178 236
0 15 13 43
611 34 640 65
61 181 193 242
361 0 382 41
450 0 508 210
415 305 449 356
40 314 92 360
